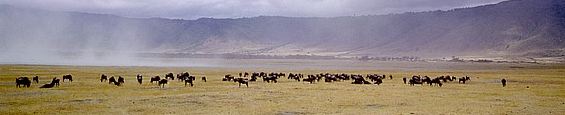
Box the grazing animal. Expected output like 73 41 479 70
51 78 60 86
16 77 31 88
429 78 443 87
117 76 125 84
263 76 278 83
158 79 168 88
165 73 174 80
150 76 161 83
40 78 59 88
408 79 423 86
136 74 143 84
223 75 234 81
32 76 39 83
109 77 117 84
184 76 195 87
202 76 207 82
351 76 371 84
403 77 407 84
234 78 249 87
100 74 108 82
62 74 73 82
374 78 383 85
501 79 507 87
458 77 467 84
302 76 316 84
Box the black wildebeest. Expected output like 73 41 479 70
429 78 443 87
52 78 60 86
176 72 189 81
302 76 316 84
374 78 383 85
40 78 59 88
62 74 73 82
100 74 108 82
351 76 371 84
136 74 143 84
118 76 125 84
184 76 195 87
501 79 507 87
234 78 249 87
109 76 117 84
158 79 168 88
32 76 39 83
403 77 407 84
201 76 207 82
16 77 31 88
408 79 423 86
263 76 278 83
458 77 468 84
150 76 161 83
165 73 174 80
223 74 234 81
107 76 121 86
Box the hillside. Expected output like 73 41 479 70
0 0 564 58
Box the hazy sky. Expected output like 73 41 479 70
0 0 506 19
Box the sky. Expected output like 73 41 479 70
0 0 507 19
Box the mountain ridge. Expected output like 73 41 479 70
0 0 564 58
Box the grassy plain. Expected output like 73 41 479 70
0 60 564 114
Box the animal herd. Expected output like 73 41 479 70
14 72 509 88
15 75 70 88
99 72 204 88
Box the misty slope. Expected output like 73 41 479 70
0 0 564 58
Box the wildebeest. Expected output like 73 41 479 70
62 74 73 82
501 79 507 87
263 76 278 83
403 77 407 84
408 76 425 86
184 76 195 87
201 76 207 82
351 76 371 84
408 79 423 86
458 77 468 84
234 78 249 87
374 78 383 85
302 76 316 84
158 79 168 88
223 74 234 81
165 73 174 80
288 73 301 81
428 78 443 87
150 76 161 83
117 76 125 84
16 77 31 88
40 78 59 88
32 76 39 83
52 78 60 86
107 76 122 86
136 74 143 84
100 74 108 82
108 76 117 84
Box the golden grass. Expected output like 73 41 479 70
0 61 564 114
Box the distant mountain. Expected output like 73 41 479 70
0 0 564 58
